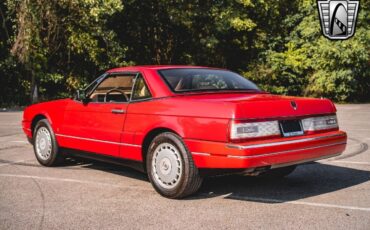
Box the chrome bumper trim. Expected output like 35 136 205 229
55 133 141 147
227 142 346 159
226 133 346 150
192 152 211 156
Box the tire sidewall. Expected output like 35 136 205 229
146 132 192 198
33 119 60 166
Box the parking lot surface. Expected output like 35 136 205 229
0 104 369 229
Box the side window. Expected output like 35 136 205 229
131 75 151 100
89 74 135 102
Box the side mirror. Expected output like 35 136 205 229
75 90 88 102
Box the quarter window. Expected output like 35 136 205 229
131 75 151 100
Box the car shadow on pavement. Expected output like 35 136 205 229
57 158 370 203
3 156 150 181
6 156 369 202
190 162 370 202
61 157 149 181
55 158 370 202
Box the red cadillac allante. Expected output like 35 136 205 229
22 66 347 198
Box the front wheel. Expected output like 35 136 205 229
146 132 203 198
33 119 63 166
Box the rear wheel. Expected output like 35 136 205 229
260 165 297 178
146 132 203 198
33 119 63 166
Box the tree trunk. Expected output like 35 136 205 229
30 70 38 104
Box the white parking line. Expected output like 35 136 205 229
347 129 370 131
0 173 151 191
331 160 370 165
225 194 370 212
325 160 370 166
10 141 28 143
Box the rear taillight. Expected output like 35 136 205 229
230 120 280 140
230 114 338 140
301 115 338 131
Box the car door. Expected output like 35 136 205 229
119 74 153 161
58 72 137 157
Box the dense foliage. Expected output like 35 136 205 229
0 0 369 106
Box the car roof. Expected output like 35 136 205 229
106 65 222 73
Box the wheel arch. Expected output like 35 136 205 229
31 114 49 135
141 127 180 172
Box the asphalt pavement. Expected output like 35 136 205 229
0 104 369 229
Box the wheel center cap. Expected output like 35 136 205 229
159 158 171 175
40 138 46 150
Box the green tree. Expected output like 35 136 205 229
111 0 299 69
1 0 369 106
246 0 369 102
0 0 28 106
6 0 126 103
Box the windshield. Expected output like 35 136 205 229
158 68 260 93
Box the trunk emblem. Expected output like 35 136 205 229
291 101 297 110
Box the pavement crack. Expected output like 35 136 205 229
10 164 46 230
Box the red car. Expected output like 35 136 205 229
22 66 347 198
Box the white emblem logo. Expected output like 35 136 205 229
317 0 359 40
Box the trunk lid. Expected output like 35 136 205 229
232 94 336 119
178 93 336 119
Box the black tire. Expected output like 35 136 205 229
146 132 203 198
260 165 297 178
33 119 63 166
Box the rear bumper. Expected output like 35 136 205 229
185 131 347 169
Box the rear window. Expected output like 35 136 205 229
158 68 260 93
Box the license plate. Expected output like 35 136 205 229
279 120 304 137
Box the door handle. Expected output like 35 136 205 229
111 109 126 114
